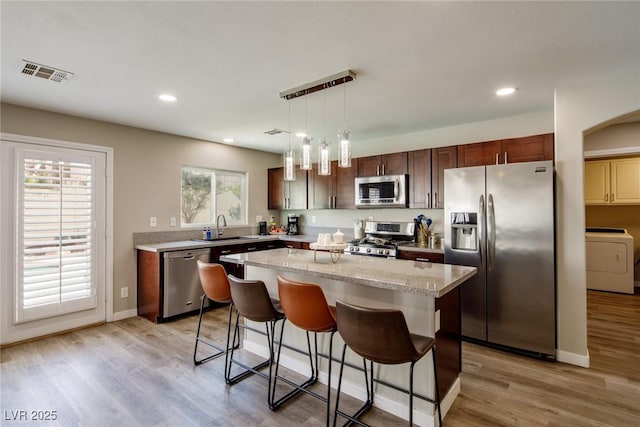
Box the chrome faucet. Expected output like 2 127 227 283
215 214 227 238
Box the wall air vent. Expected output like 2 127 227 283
18 60 73 83
264 128 289 135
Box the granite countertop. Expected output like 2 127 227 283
221 248 476 298
396 242 444 254
135 234 315 252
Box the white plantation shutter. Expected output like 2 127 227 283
16 148 97 323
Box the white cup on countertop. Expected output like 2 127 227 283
333 229 344 244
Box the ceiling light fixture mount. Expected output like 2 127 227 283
159 94 178 102
279 70 356 100
496 87 517 96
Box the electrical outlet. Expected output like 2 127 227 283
149 217 157 227
368 216 374 221
120 287 128 298
311 215 317 224
256 215 263 223
170 217 177 227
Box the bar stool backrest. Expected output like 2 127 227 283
336 300 421 365
228 275 281 322
277 276 336 333
197 260 232 303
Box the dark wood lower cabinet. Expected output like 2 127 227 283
435 287 461 398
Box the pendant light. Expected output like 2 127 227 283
300 96 313 170
338 83 352 168
284 102 296 181
318 91 331 176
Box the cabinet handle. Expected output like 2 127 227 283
427 192 431 208
333 196 337 209
611 193 614 202
504 152 508 164
221 250 231 254
495 153 499 165
286 244 294 249
376 165 380 176
382 164 386 175
416 257 431 262
433 192 437 208
247 247 257 251
605 194 608 202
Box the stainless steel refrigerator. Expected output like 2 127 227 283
444 161 555 357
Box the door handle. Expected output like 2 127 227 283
487 193 496 271
478 194 485 269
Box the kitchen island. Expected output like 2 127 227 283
221 248 476 426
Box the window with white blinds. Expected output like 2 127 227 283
16 149 97 323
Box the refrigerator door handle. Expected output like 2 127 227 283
478 194 485 268
487 193 496 270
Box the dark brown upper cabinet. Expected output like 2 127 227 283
409 146 457 209
357 152 408 177
457 133 554 167
267 167 308 210
309 161 357 209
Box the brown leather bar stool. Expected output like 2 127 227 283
271 276 337 425
193 261 237 366
333 300 442 427
226 274 285 405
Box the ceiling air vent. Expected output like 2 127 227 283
18 60 73 83
264 128 289 135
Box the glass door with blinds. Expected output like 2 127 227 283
1 140 107 343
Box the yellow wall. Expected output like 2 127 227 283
585 205 640 281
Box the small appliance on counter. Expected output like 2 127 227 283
259 221 268 235
286 214 299 235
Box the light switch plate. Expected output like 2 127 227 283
120 287 128 298
149 217 157 227
256 215 263 222
311 215 317 224
170 217 177 227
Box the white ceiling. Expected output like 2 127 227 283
1 1 639 154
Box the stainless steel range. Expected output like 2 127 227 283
345 221 415 258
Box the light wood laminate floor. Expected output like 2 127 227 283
1 290 639 426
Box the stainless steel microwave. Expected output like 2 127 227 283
355 174 409 208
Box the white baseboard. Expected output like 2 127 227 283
556 349 590 368
112 309 138 321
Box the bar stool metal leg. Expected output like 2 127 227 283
193 296 237 365
224 311 274 385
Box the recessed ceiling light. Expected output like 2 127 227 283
158 94 177 102
295 132 307 138
223 138 234 143
496 87 517 96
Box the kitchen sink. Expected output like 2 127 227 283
192 235 260 243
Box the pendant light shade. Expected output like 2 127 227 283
338 130 351 168
318 139 331 176
300 136 312 170
284 149 296 181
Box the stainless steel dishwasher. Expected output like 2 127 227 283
163 248 210 318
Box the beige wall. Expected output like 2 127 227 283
554 66 639 366
0 103 281 314
584 121 640 152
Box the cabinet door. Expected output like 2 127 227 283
611 158 640 204
457 141 500 167
408 149 432 209
288 167 308 209
584 160 610 205
357 155 382 177
334 161 357 209
432 146 457 209
502 133 554 164
268 168 285 210
382 152 408 175
309 163 333 209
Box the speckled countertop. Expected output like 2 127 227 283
221 248 476 298
135 234 316 252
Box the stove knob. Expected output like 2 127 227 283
355 247 360 252
366 248 371 253
377 249 383 255
347 246 353 252
384 249 390 255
